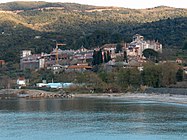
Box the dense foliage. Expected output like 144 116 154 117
0 2 186 91
143 49 159 62
0 2 187 64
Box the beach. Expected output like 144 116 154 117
74 93 187 104
0 89 187 104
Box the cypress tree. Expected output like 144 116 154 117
104 52 108 63
107 51 111 62
98 49 103 64
115 43 122 53
124 51 128 62
92 50 97 65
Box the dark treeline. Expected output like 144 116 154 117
92 49 111 65
1 62 184 92
96 62 183 92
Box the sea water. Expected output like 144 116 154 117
0 98 186 140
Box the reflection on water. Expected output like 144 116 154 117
0 98 186 140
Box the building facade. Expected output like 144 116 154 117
126 34 162 58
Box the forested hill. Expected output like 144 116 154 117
0 1 187 62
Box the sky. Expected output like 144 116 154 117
0 0 186 9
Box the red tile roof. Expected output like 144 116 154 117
68 65 92 69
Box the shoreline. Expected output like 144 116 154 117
74 93 187 104
0 89 73 99
0 89 187 104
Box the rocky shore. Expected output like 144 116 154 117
0 89 74 99
1 88 187 104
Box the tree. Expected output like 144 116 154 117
92 49 103 65
0 75 14 89
142 64 162 87
183 40 187 50
98 71 108 83
142 63 178 87
115 43 122 53
116 68 141 89
176 68 183 82
92 50 97 65
38 69 54 82
161 63 177 86
124 51 128 62
143 49 159 62
98 49 103 64
104 52 108 63
24 69 32 79
107 51 111 62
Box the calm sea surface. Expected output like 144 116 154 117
0 97 186 140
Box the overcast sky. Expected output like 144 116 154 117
0 0 186 9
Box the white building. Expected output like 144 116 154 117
17 77 27 88
21 50 31 58
126 34 162 58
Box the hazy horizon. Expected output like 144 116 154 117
0 0 186 9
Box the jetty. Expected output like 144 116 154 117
0 89 74 99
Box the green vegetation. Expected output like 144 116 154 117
0 2 187 64
183 40 187 50
92 49 111 65
142 62 178 87
143 49 159 62
0 2 187 91
0 60 185 92
176 68 184 82
16 63 184 90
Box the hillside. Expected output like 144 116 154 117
0 1 187 63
